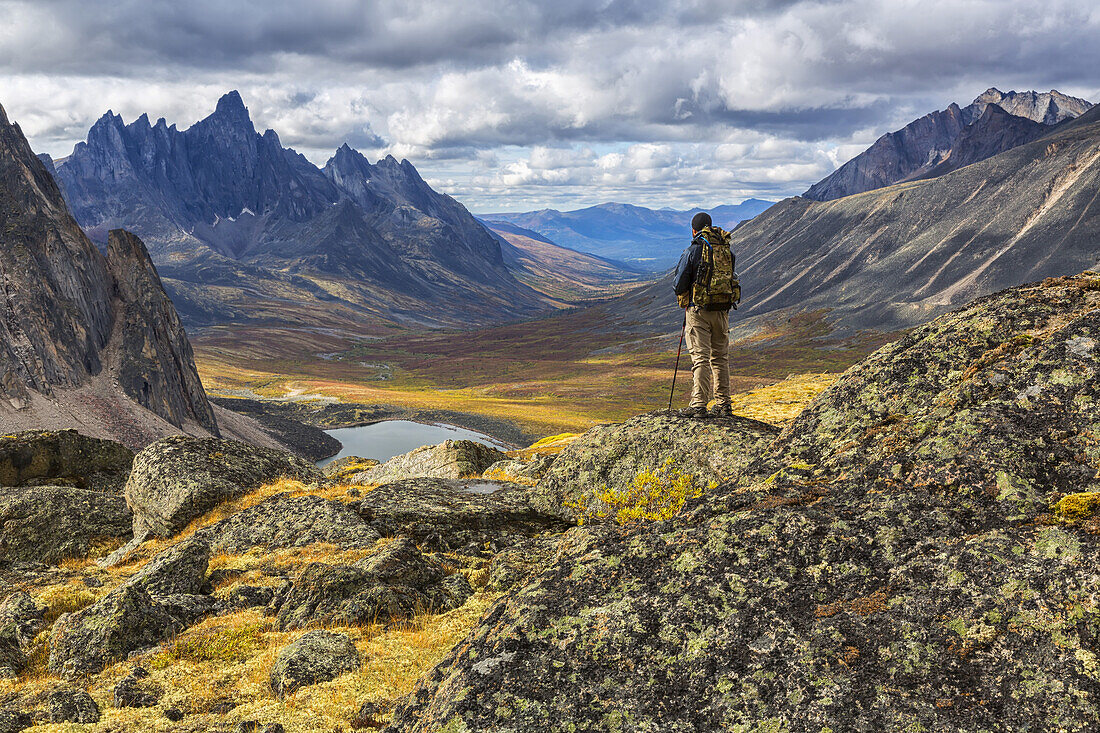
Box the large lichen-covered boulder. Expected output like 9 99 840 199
0 430 133 493
274 538 468 630
532 411 779 521
124 536 212 596
197 493 380 554
383 273 1100 732
49 535 216 676
125 435 322 537
270 630 361 699
48 584 178 677
352 440 506 484
47 688 100 723
0 485 132 563
354 478 567 551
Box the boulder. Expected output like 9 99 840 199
47 687 100 723
274 538 465 630
0 429 133 493
0 485 132 563
0 710 31 733
483 453 556 484
382 274 1100 732
269 630 360 699
48 584 176 677
353 440 506 484
125 435 322 537
197 493 380 554
532 410 779 521
125 535 211 596
0 591 45 648
355 478 566 551
322 456 380 481
114 667 160 707
47 540 218 679
0 626 22 679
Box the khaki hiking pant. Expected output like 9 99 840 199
685 306 731 409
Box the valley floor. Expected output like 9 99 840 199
192 308 896 438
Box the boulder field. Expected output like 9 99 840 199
384 272 1100 732
0 272 1097 731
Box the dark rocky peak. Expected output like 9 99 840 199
209 90 254 132
0 102 114 405
105 229 219 433
919 103 1048 180
805 87 1094 201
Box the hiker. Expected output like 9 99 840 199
672 211 739 418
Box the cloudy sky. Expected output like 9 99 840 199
1 0 1097 212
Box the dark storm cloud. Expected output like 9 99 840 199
0 0 1096 209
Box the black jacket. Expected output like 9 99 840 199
673 233 706 299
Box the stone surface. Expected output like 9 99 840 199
0 710 31 733
384 273 1100 732
125 536 211 596
114 667 160 708
107 229 219 433
47 541 219 678
0 626 22 679
198 492 380 554
274 538 467 630
270 630 361 699
48 585 175 677
0 591 45 648
125 435 322 537
354 478 566 551
353 440 506 484
47 688 100 723
0 485 131 563
0 430 133 492
534 411 779 521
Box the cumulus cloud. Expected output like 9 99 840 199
0 0 1096 210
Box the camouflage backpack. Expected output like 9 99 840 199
691 226 741 310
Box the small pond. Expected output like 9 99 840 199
316 420 513 467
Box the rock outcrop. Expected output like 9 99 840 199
47 688 100 724
270 630 361 699
383 272 1100 732
48 534 217 676
0 485 131 563
0 430 133 492
534 411 779 521
199 493 381 554
124 435 322 537
353 440 506 484
107 229 219 433
354 478 567 551
273 538 470 630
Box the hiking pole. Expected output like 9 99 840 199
668 313 686 411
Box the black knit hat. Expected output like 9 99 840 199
691 211 711 232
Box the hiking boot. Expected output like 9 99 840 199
708 402 733 418
677 406 707 419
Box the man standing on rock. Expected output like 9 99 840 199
673 211 739 418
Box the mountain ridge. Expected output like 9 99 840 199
50 91 550 329
481 199 775 269
805 88 1093 201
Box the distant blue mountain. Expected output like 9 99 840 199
481 200 775 270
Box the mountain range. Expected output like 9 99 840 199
0 102 281 449
46 91 550 328
805 88 1093 201
595 101 1100 339
481 199 775 269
